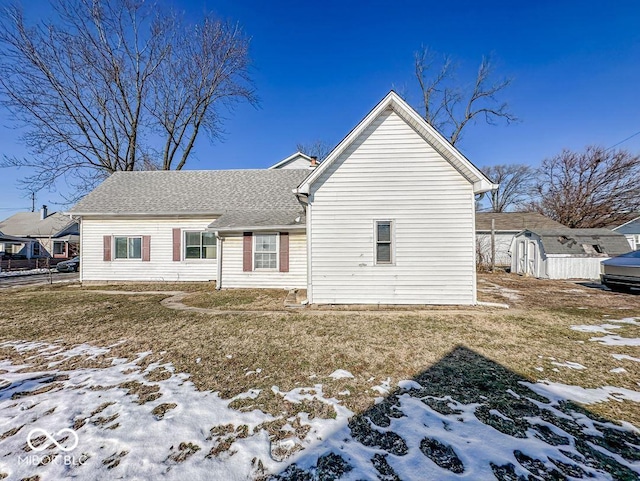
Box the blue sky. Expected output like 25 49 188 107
1 0 639 217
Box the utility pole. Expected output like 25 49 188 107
490 218 496 272
30 192 35 212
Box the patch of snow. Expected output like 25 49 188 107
571 324 622 333
524 380 640 404
534 367 544 372
590 335 640 346
338 390 350 396
371 377 391 395
551 361 586 370
613 354 640 363
195 357 201 364
328 369 354 380
398 379 422 390
225 354 232 359
0 268 54 277
610 368 627 374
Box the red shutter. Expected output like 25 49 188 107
243 232 252 272
279 232 289 272
172 228 181 261
103 235 112 261
142 235 151 262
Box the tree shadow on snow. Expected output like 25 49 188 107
268 346 640 481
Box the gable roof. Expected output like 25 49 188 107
476 212 565 232
69 170 310 227
297 91 498 195
519 228 630 256
0 211 75 238
269 152 314 169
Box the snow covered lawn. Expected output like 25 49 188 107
0 274 639 479
0 340 639 480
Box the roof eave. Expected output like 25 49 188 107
213 224 307 233
68 212 223 218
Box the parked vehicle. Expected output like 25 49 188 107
56 256 80 272
601 250 640 292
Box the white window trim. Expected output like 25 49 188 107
183 230 217 262
253 232 279 271
114 235 142 260
374 220 395 266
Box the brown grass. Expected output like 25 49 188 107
0 274 639 426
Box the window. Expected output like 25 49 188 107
53 241 65 256
635 235 640 250
375 221 392 264
184 231 216 259
32 243 41 257
115 236 141 259
254 233 277 269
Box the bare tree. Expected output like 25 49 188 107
0 0 255 198
414 46 517 146
531 146 640 228
295 140 333 162
481 164 536 212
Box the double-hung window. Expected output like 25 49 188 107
184 231 216 259
375 221 393 264
115 236 141 259
254 233 277 269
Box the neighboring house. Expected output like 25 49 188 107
268 152 319 170
69 91 496 305
510 228 631 280
611 214 640 250
0 206 79 259
475 212 566 267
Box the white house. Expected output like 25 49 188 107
69 91 497 305
510 228 631 280
611 215 640 250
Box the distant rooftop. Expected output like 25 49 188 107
0 211 75 237
476 212 565 232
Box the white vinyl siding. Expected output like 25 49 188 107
81 217 217 282
309 108 476 305
221 232 306 288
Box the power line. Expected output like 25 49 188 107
606 129 640 150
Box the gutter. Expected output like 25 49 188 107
212 224 306 234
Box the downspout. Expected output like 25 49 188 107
216 234 223 290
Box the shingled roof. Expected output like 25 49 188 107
522 228 631 256
476 212 565 231
69 169 310 228
0 212 75 238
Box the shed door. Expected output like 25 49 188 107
517 240 538 277
527 241 538 277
